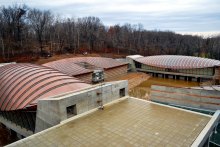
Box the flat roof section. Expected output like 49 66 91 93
7 98 211 147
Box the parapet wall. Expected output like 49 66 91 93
35 80 128 133
192 110 220 147
150 85 220 111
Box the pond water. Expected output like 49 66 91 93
129 77 199 100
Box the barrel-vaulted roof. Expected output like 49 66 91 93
43 57 128 76
134 55 220 69
0 63 91 111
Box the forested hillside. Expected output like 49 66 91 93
0 5 220 62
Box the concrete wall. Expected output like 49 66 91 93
126 56 139 71
150 85 220 111
35 80 128 133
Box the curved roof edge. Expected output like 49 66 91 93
0 63 91 111
133 55 220 69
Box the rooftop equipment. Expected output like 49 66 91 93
92 70 104 83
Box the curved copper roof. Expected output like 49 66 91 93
43 57 127 76
0 63 91 111
134 55 220 69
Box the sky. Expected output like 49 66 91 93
1 0 220 37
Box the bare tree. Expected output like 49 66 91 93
0 11 5 60
1 4 220 62
0 4 28 60
28 8 53 56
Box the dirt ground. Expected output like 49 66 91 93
107 72 151 90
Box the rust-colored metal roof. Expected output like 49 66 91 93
134 55 220 69
43 57 128 76
43 59 92 76
0 63 91 111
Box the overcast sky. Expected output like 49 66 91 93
1 0 220 37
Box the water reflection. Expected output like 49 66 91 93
129 77 199 100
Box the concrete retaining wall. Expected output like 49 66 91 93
35 80 128 133
150 85 220 110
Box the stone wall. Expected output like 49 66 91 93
35 80 128 132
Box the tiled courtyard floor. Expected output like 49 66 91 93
8 98 211 147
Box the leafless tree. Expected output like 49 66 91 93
28 8 53 56
1 4 220 62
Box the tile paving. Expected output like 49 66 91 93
8 98 211 147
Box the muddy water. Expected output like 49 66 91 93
129 77 199 100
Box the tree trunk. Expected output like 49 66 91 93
77 30 80 52
1 37 5 60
